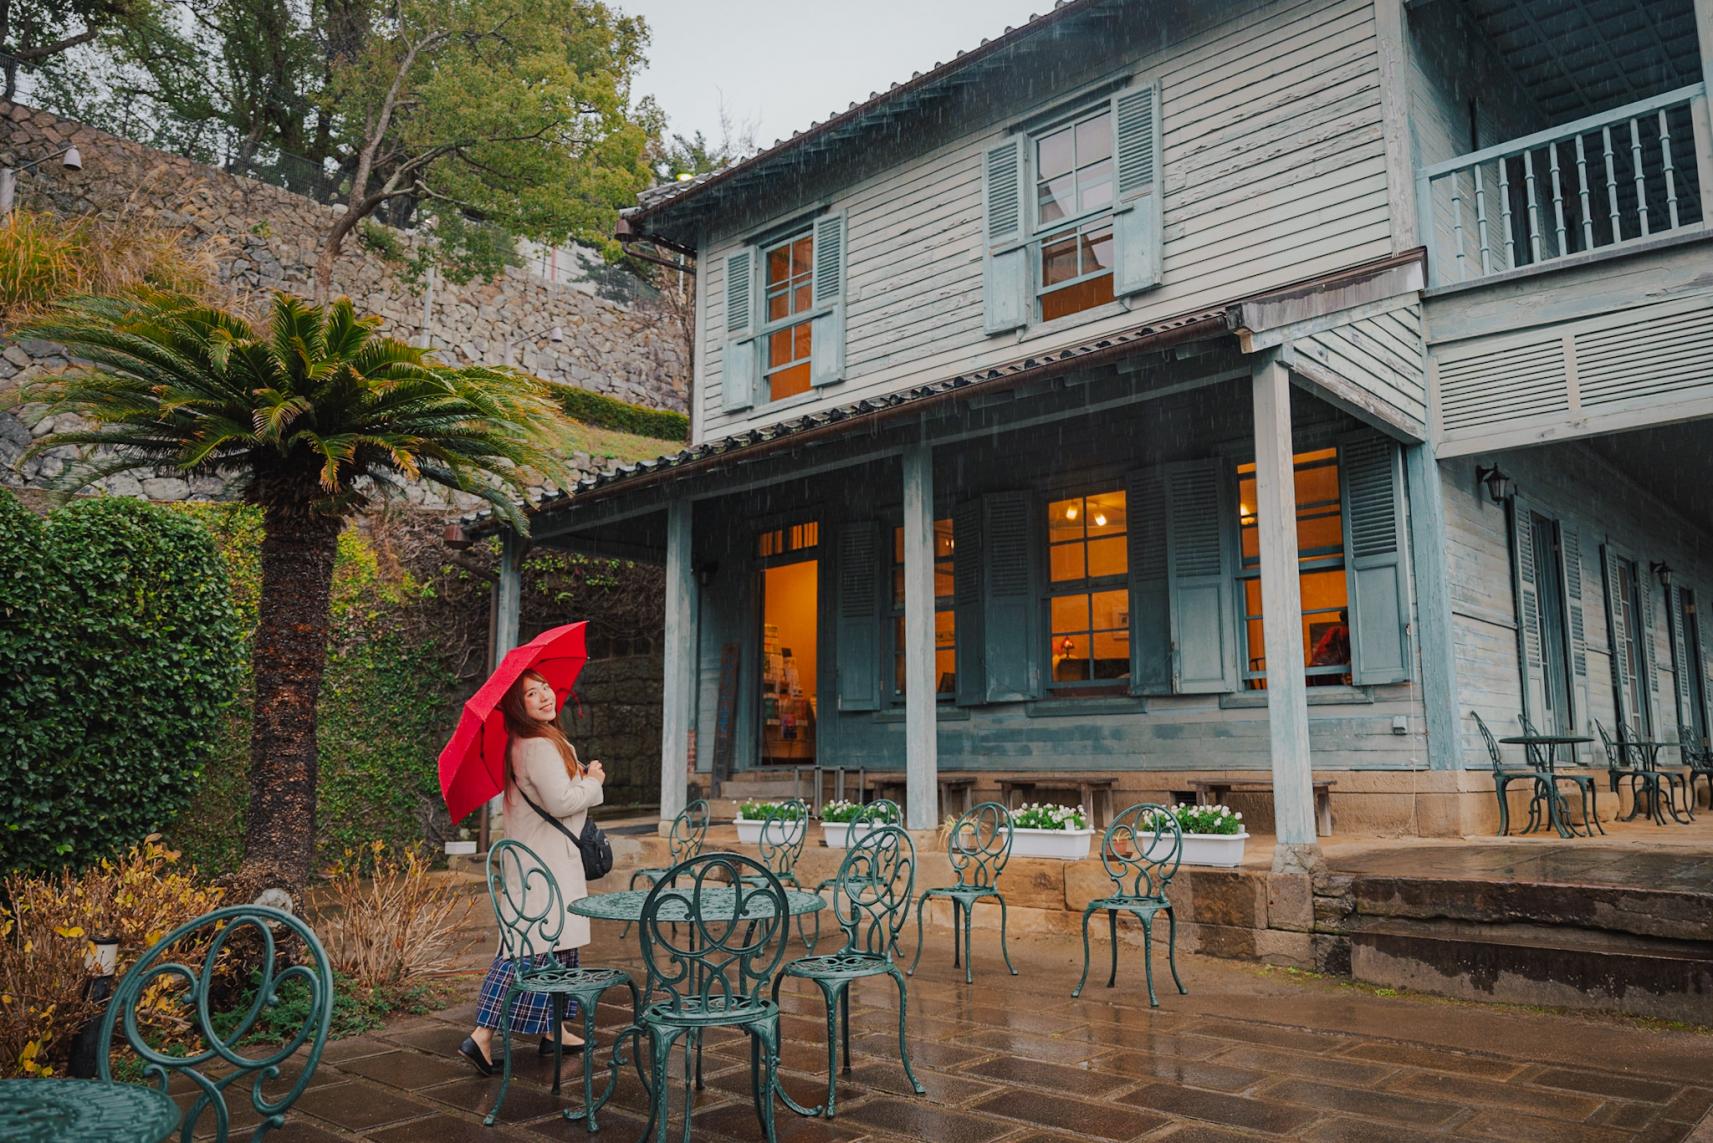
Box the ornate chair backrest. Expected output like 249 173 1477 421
755 798 809 877
1679 726 1708 766
1594 718 1624 769
831 825 915 958
849 798 902 845
97 904 332 1142
670 799 711 863
1516 714 1550 770
639 853 789 1017
1100 803 1183 899
487 838 564 964
945 801 1013 890
1471 711 1506 772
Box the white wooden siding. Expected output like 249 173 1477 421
1292 303 1427 431
694 0 1392 444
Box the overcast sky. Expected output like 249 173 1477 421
623 0 1051 150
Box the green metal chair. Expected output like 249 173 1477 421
907 800 1018 985
773 824 925 1118
1516 713 1603 836
1071 803 1187 1006
808 798 901 953
1679 726 1713 810
741 798 810 890
1472 710 1548 835
96 904 332 1142
622 798 711 939
1596 718 1688 824
620 852 794 1143
484 839 640 1131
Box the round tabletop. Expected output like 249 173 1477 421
571 887 826 924
0 1078 180 1143
1499 735 1594 745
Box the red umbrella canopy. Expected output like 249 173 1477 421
438 621 589 823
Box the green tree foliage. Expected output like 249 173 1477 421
0 489 241 874
21 289 569 890
0 0 156 99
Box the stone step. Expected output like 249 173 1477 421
1348 914 1713 1023
1350 872 1713 942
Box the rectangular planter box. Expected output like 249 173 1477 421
1179 832 1249 867
735 818 807 847
1010 826 1094 860
819 820 897 849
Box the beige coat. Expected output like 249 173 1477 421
505 736 604 952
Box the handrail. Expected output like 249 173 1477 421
1420 84 1705 178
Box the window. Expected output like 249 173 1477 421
757 521 819 558
1677 588 1707 744
1033 107 1116 322
1615 557 1651 735
1046 489 1128 688
889 521 956 700
1236 448 1349 687
761 230 814 402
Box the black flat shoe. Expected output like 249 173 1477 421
538 1036 586 1057
458 1036 494 1076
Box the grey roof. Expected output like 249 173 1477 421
466 306 1231 533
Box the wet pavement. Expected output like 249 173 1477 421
235 916 1713 1142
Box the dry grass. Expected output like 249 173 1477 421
314 843 478 992
0 208 228 327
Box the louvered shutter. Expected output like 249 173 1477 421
1165 460 1236 693
1111 78 1164 296
1602 542 1634 731
1510 496 1548 726
1638 567 1662 731
982 137 1029 335
980 491 1039 702
1668 584 1696 737
952 500 987 706
1560 524 1591 736
1339 433 1410 685
722 249 756 412
835 522 882 712
1127 469 1171 695
1699 593 1713 746
809 212 846 388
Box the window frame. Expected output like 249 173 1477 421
757 227 816 405
1027 101 1118 323
1614 555 1653 736
885 517 957 704
1233 447 1352 687
1042 482 1131 693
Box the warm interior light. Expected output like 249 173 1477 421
1240 503 1250 516
1065 505 1079 520
1093 513 1107 527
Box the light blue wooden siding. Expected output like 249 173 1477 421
1294 304 1427 432
694 0 1393 444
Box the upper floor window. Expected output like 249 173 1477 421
762 230 814 403
1034 107 1117 322
1046 488 1129 688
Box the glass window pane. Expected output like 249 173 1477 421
1092 631 1129 676
1077 159 1113 212
767 245 790 285
793 321 812 360
892 566 905 607
1048 496 1084 540
768 328 794 367
1050 593 1090 634
769 361 811 401
1087 536 1127 578
1299 511 1343 556
893 526 905 561
1037 126 1074 180
1241 524 1259 563
1243 577 1264 618
1297 462 1339 506
791 236 812 273
1086 490 1125 536
768 291 789 322
934 565 954 598
936 648 956 694
935 610 955 642
1041 233 1079 286
1076 113 1112 164
934 520 955 558
1300 569 1349 613
1040 272 1113 321
1245 618 1266 674
1050 543 1085 582
1091 589 1128 629
794 283 812 314
1038 175 1075 226
1083 222 1114 272
1305 612 1349 670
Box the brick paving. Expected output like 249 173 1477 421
229 916 1712 1142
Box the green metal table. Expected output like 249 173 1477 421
1499 734 1595 838
0 1078 181 1142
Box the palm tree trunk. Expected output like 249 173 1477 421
242 505 342 891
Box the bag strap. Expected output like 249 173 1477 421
518 789 590 860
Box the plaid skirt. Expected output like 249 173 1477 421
473 949 580 1034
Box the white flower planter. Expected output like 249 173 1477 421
735 818 807 847
1009 826 1095 860
819 820 895 849
1178 831 1249 867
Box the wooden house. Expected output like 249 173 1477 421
472 0 1713 864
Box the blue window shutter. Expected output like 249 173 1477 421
722 248 756 412
1700 593 1713 744
1602 541 1634 725
1111 79 1163 297
982 137 1029 335
835 521 882 712
981 491 1039 702
1669 583 1696 733
1561 523 1590 732
1638 564 1662 720
1166 460 1236 693
1341 432 1411 686
1510 495 1547 725
810 212 846 387
952 500 986 706
1127 468 1171 695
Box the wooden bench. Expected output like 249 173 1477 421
1186 778 1336 837
867 774 978 819
997 776 1118 828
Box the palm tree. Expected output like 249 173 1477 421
21 289 568 891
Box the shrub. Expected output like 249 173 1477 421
552 385 688 442
0 208 223 326
819 799 900 824
735 800 807 822
0 491 243 874
1011 803 1089 831
314 842 475 993
1147 803 1245 836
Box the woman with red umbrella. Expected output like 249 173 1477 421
457 669 606 1074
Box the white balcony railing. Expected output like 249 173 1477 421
1417 84 1711 288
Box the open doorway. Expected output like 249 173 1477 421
760 558 818 766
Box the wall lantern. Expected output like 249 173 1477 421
1475 465 1514 504
1652 561 1674 588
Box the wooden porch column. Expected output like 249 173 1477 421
660 498 695 825
485 528 524 841
1406 442 1461 770
1251 352 1321 872
902 443 939 831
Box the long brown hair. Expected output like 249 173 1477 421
501 669 582 787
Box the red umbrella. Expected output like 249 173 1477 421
438 621 589 823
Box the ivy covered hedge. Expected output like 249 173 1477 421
0 490 241 874
552 385 687 442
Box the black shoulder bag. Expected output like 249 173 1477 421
518 790 613 881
